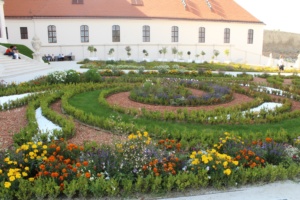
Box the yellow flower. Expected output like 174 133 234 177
143 131 148 137
36 156 41 160
224 168 231 176
29 152 34 157
223 161 228 168
25 167 29 171
4 157 10 162
32 144 37 149
4 182 11 188
0 169 2 174
222 140 226 143
13 161 17 165
9 176 16 182
8 161 13 165
37 141 43 146
22 172 28 177
190 154 195 159
43 150 47 154
192 151 197 155
34 149 39 153
24 158 28 163
21 144 29 150
16 173 21 179
232 161 239 166
29 178 35 182
42 145 47 149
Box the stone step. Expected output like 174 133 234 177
0 50 52 78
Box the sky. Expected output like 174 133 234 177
234 0 299 34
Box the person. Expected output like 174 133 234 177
12 50 20 59
4 46 15 57
278 55 284 71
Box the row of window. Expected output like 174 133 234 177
18 25 254 44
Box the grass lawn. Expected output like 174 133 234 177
68 90 300 142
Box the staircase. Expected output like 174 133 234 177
0 46 52 78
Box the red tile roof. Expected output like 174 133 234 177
4 0 263 23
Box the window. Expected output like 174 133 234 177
248 29 254 44
199 27 205 43
112 25 120 42
142 25 150 42
72 0 83 4
48 25 57 43
80 25 89 43
171 26 178 42
20 27 28 39
224 28 230 43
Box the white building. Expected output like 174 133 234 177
1 0 265 64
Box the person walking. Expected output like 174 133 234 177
278 55 284 71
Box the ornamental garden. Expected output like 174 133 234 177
0 60 300 199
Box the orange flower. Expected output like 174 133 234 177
62 168 67 173
67 164 73 169
56 146 61 152
60 183 64 191
63 173 68 177
48 155 56 162
155 172 160 176
266 137 273 143
153 167 158 173
83 161 89 166
76 162 81 167
85 172 91 178
252 140 258 145
64 159 71 164
142 165 147 171
39 164 45 170
51 172 59 178
72 167 77 173
44 171 49 176
59 176 64 181
255 156 260 161
79 146 84 151
261 159 265 163
171 170 176 175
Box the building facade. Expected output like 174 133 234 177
2 0 265 63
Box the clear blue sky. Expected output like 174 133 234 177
234 0 299 34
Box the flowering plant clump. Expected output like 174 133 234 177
251 137 287 165
35 139 93 190
214 132 244 156
0 141 48 189
189 148 239 180
234 149 265 168
142 139 183 176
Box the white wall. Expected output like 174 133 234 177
5 17 264 63
0 0 7 43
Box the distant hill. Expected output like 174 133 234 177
263 30 300 61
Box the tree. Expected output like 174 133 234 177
161 47 167 58
108 48 115 56
172 47 178 58
125 46 131 58
187 51 191 59
201 51 206 60
213 50 220 59
87 45 95 56
224 49 230 59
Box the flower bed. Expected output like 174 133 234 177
1 132 300 199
